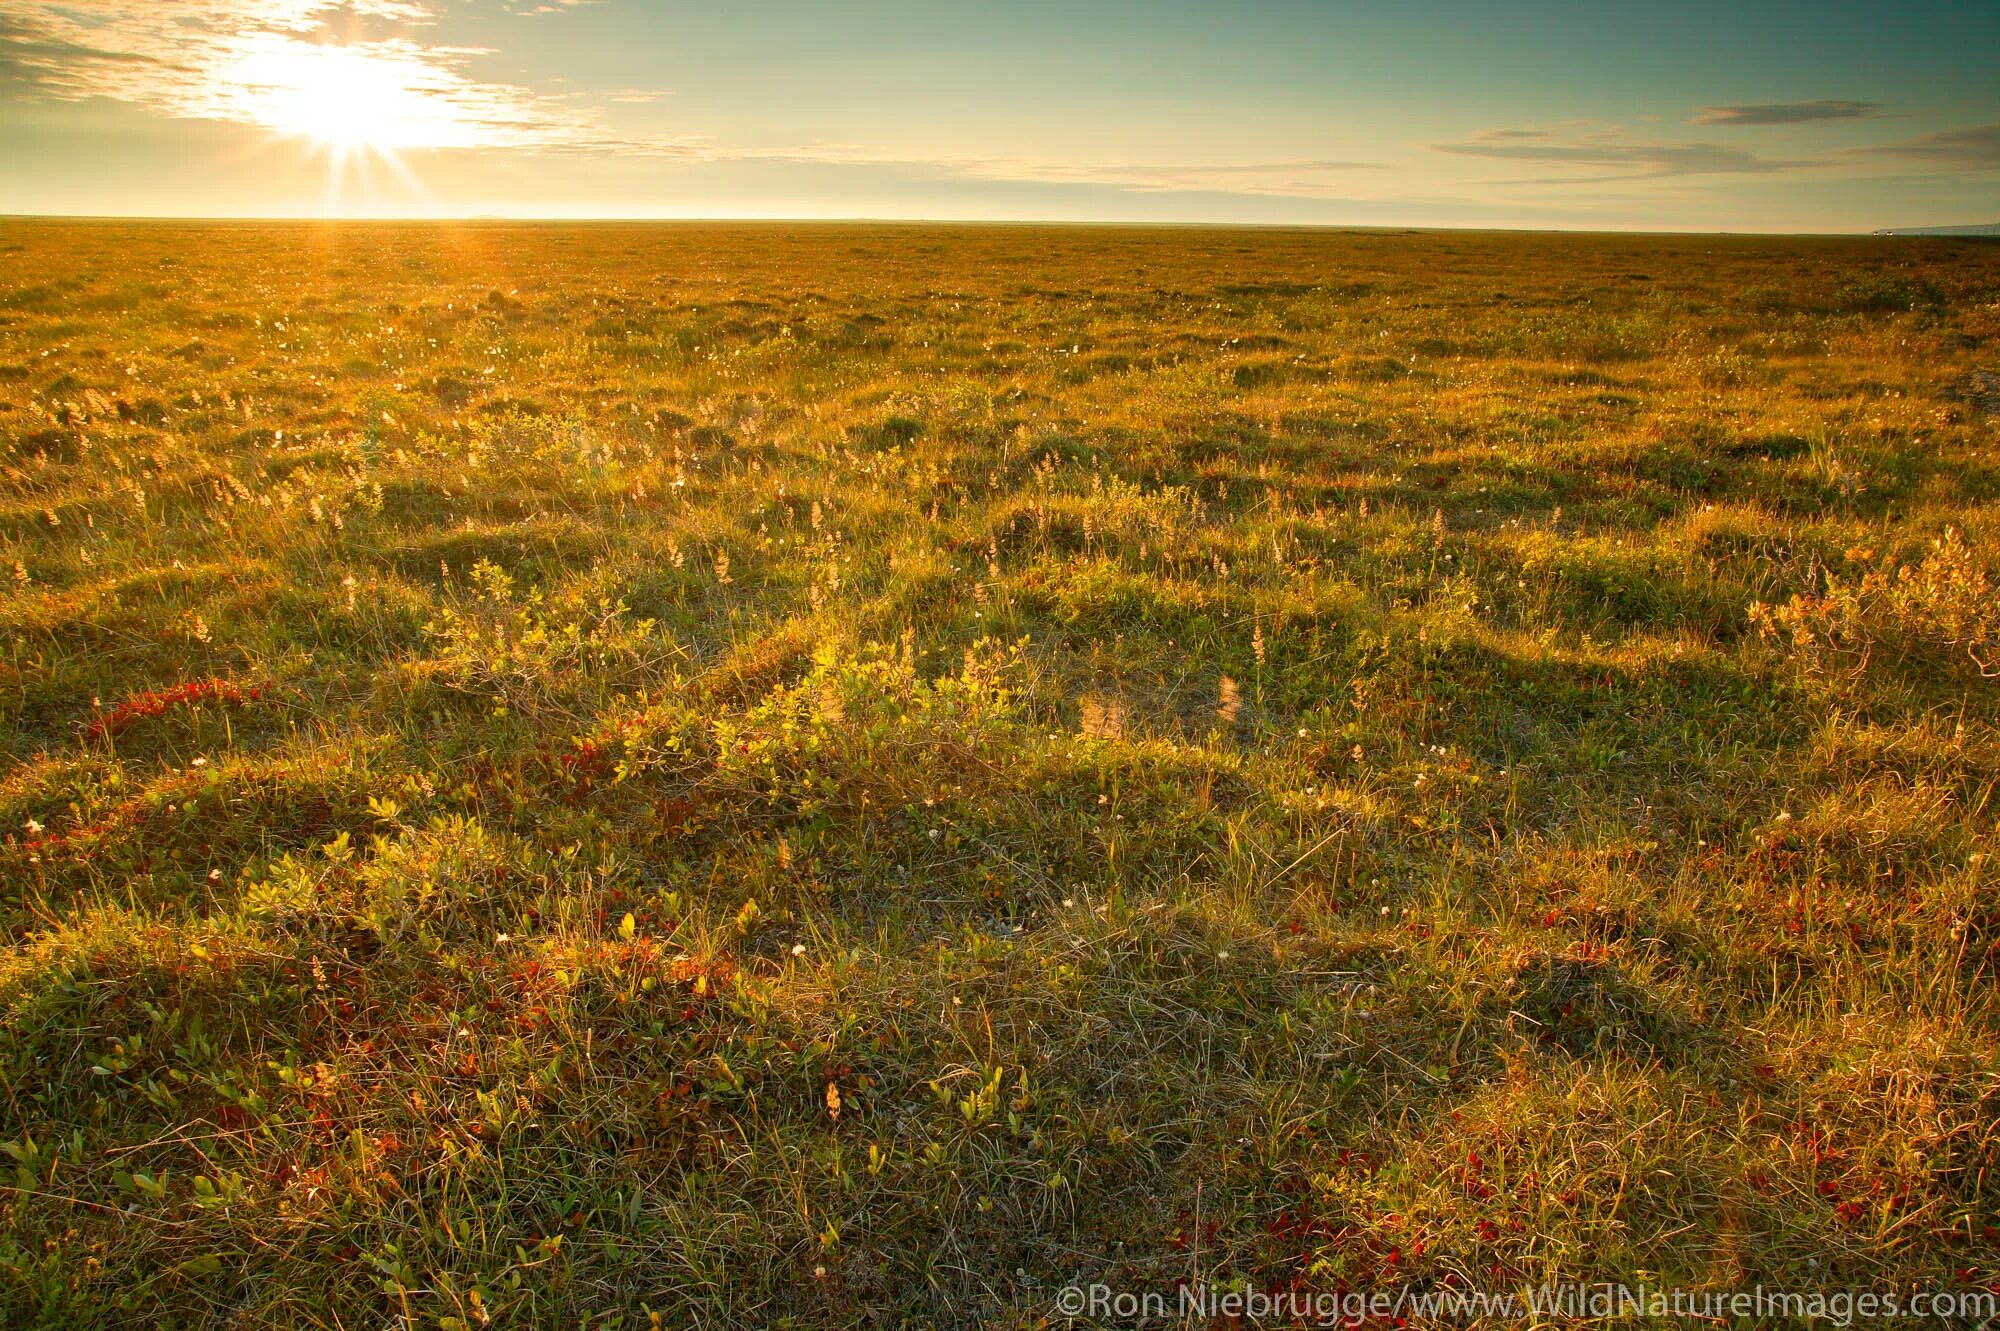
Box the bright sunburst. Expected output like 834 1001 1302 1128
219 39 502 155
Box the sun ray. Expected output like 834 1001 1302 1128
220 40 496 153
196 37 481 211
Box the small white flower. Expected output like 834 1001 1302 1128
791 943 807 956
24 817 43 835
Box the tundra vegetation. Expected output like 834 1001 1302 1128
1 221 1998 1326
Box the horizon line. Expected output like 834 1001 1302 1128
0 211 1951 238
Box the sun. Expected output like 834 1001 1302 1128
221 40 491 155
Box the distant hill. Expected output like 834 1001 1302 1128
1874 222 2000 236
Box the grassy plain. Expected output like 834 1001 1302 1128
2 220 1999 1326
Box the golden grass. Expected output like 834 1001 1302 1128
0 220 1998 1326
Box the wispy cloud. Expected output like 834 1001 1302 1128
0 1 645 151
0 15 183 88
949 156 1385 195
1436 127 1806 180
1693 99 1880 126
1850 122 2000 171
695 146 1388 198
0 10 1391 200
1438 115 2000 190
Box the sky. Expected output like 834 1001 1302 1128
0 0 1996 231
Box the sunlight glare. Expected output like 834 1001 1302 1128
222 41 491 153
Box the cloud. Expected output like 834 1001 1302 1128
1851 122 2000 171
1693 99 1880 126
1436 128 1808 180
0 2 1380 200
697 146 1386 199
0 16 185 89
0 1 649 151
1440 116 2000 188
973 157 1385 195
